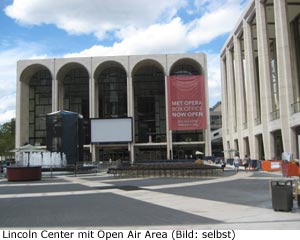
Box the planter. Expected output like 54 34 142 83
7 166 42 181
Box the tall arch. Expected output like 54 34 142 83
56 63 90 144
169 58 203 76
94 61 128 118
169 58 205 159
19 64 52 146
132 59 167 161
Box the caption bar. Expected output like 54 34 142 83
1 230 235 240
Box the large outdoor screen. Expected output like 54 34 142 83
90 118 132 143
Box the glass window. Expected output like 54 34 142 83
29 69 52 145
63 68 90 144
98 67 127 119
133 65 166 143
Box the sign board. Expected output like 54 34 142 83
167 75 207 130
271 162 281 169
90 118 132 143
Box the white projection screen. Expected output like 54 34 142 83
90 118 132 143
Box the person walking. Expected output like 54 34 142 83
233 154 240 174
243 155 250 172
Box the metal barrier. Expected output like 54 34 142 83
40 161 113 177
107 163 223 178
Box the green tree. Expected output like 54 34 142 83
0 118 15 160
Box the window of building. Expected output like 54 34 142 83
133 64 166 144
291 15 300 112
239 32 248 128
63 68 90 144
97 66 127 118
231 47 238 132
29 70 52 145
251 14 262 125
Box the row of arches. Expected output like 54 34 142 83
22 58 203 84
19 58 204 149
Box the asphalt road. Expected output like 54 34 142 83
0 169 299 229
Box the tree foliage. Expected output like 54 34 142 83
0 119 15 159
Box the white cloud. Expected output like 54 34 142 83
2 0 247 121
5 0 185 39
65 18 188 57
66 0 244 57
187 4 241 47
0 95 16 124
0 94 15 112
206 53 222 106
0 109 15 124
0 41 47 124
64 0 244 107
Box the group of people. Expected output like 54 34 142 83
233 154 250 174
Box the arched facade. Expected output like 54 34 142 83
94 61 127 119
16 53 211 162
132 59 167 160
169 58 206 160
18 64 52 146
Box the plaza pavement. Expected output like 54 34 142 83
0 167 299 229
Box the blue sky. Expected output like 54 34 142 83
0 0 249 124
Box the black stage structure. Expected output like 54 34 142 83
46 110 84 164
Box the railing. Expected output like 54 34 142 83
270 109 280 121
107 163 223 178
40 161 116 177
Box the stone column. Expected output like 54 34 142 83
89 61 95 119
204 55 211 156
127 68 135 163
225 48 235 150
255 0 273 159
274 0 295 154
90 59 97 162
221 56 229 158
243 19 258 159
51 59 58 112
164 75 172 160
16 78 26 148
52 60 58 112
52 80 58 112
233 35 246 158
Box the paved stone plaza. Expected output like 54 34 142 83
0 169 299 229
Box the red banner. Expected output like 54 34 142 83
168 75 207 130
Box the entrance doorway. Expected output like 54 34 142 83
272 130 283 160
256 134 265 160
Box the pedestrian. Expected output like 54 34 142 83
220 158 226 169
233 153 240 174
243 155 249 172
3 165 7 178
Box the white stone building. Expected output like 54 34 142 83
221 0 300 160
16 53 211 162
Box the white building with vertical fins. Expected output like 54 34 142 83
221 0 300 161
